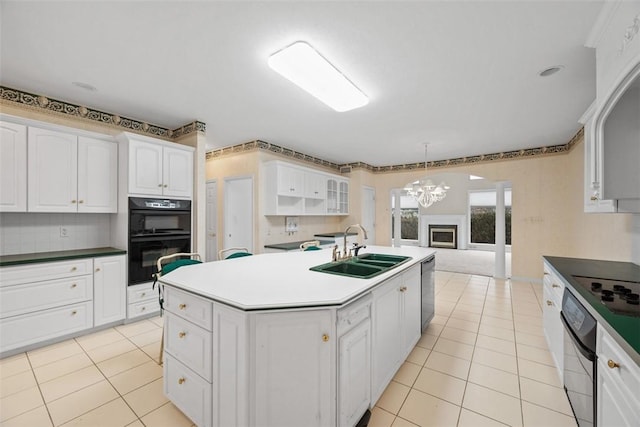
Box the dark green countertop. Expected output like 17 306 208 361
264 239 335 251
544 256 640 362
314 232 358 238
0 247 127 267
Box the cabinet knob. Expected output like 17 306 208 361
78 200 84 204
71 310 77 315
552 284 560 288
590 196 598 201
399 286 407 292
322 334 329 342
163 184 168 188
546 300 553 306
178 331 186 338
141 292 146 297
178 377 186 385
141 307 146 311
71 200 77 204
158 184 163 187
607 359 620 369
95 268 101 272
179 303 186 310
71 267 77 272
71 283 77 288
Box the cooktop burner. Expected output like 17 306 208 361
572 276 640 317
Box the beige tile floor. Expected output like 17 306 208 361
370 271 577 427
0 271 578 427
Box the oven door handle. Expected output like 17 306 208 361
560 312 596 361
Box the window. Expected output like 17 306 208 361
392 192 419 241
469 190 511 245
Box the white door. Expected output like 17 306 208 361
206 181 218 262
27 127 78 212
224 176 253 254
361 186 376 244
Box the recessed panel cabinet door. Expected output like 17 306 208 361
27 127 78 212
93 255 126 326
78 137 117 213
163 146 193 198
0 122 27 212
129 139 163 196
253 310 333 427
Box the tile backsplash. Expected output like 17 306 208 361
0 213 112 256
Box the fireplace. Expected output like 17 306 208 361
429 225 458 249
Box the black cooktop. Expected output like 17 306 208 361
572 276 640 317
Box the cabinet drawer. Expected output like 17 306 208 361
164 354 212 427
127 284 156 303
0 275 93 319
164 312 212 381
0 258 93 287
337 294 371 336
127 299 160 319
543 270 564 303
597 325 640 408
164 287 212 331
0 301 92 353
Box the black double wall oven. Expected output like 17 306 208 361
128 197 191 285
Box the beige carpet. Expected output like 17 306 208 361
433 248 512 277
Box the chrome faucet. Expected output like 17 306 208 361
343 224 368 259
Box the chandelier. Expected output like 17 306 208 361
404 145 450 208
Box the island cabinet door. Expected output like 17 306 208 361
252 309 334 427
371 275 403 404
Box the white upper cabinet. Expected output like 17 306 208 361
585 1 640 213
0 121 27 212
127 137 193 198
28 127 79 213
263 160 347 216
27 127 117 213
78 136 117 213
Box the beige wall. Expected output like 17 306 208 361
371 139 637 279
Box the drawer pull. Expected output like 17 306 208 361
546 300 553 306
141 292 146 297
552 284 560 288
71 310 77 315
95 268 101 272
71 200 77 204
178 331 186 338
163 184 168 188
178 377 186 385
178 303 187 310
78 200 84 204
71 267 77 272
71 283 77 288
607 360 620 369
141 307 146 312
399 286 407 292
158 184 163 187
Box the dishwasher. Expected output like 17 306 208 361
421 255 435 331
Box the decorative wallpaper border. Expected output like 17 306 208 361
0 86 205 140
207 127 584 174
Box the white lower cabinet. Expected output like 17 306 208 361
0 255 126 355
253 309 334 427
94 255 126 326
371 265 421 403
162 263 424 427
596 325 640 427
542 263 564 382
127 282 160 319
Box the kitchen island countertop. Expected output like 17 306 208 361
159 245 435 311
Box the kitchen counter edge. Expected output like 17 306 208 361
0 247 127 267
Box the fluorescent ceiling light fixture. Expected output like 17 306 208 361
268 41 368 112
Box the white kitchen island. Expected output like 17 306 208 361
158 245 435 427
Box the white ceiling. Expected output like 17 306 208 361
0 1 603 166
